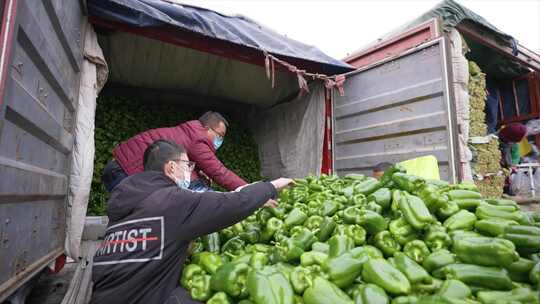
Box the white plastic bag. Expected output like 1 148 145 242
510 168 533 196
526 119 540 136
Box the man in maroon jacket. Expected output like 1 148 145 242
102 111 247 193
91 140 291 304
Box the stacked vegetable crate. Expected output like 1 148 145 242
468 61 506 198
182 166 540 303
89 96 263 215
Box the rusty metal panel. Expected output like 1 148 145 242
334 39 457 182
0 0 84 300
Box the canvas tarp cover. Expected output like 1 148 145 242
86 0 353 75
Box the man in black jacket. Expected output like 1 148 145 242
91 140 292 304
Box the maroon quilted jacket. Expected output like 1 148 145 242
113 120 246 191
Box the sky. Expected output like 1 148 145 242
177 0 540 60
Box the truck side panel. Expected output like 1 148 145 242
333 39 457 182
0 0 84 300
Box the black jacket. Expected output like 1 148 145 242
91 171 276 304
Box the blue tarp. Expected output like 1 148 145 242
87 0 354 75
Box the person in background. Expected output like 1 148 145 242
101 111 247 193
499 122 528 166
91 140 292 304
372 162 393 179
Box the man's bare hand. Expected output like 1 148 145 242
264 199 278 208
270 178 294 191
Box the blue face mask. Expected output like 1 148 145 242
213 136 223 150
174 163 191 189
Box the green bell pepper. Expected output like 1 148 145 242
352 284 389 304
303 277 353 304
356 209 388 234
189 274 212 301
436 197 460 220
291 226 317 250
368 188 392 211
260 217 284 242
397 191 433 230
247 266 295 304
485 198 519 209
403 240 430 264
207 291 233 304
334 224 366 246
328 235 355 257
506 257 535 283
389 252 431 285
323 253 363 288
249 252 269 270
315 217 337 242
257 208 274 225
390 295 419 304
474 218 519 237
321 200 339 217
196 252 223 274
203 232 221 253
210 261 251 298
348 245 384 260
294 295 304 304
443 210 476 231
449 230 482 242
389 218 417 245
300 251 328 267
501 225 540 255
476 287 540 304
453 199 484 211
307 201 322 217
285 208 309 228
365 201 383 214
476 204 531 225
447 190 482 200
424 224 451 251
290 266 314 294
392 172 425 193
221 236 246 259
418 184 444 212
434 264 513 290
422 249 456 273
453 236 519 267
246 244 272 254
380 163 406 186
269 205 287 219
274 238 305 262
412 277 442 295
374 231 401 257
355 177 382 195
311 242 330 254
362 259 411 295
181 263 205 290
239 225 261 244
437 279 471 300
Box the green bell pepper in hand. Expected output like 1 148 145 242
368 188 392 211
290 267 314 294
207 291 233 304
362 258 411 295
303 277 353 304
398 191 433 230
210 261 250 298
300 251 328 267
334 224 366 246
422 249 456 273
328 235 355 257
474 218 518 237
389 218 417 245
424 224 451 251
374 231 401 257
443 210 476 231
389 252 431 285
501 225 540 255
315 217 336 242
506 257 535 283
285 208 309 228
352 284 389 304
437 279 471 300
260 217 284 242
453 236 519 267
403 240 430 264
434 264 513 290
247 266 295 304
323 253 363 288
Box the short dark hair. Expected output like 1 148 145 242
143 140 186 172
199 111 229 129
374 162 393 172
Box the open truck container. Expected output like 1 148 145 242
1 0 540 302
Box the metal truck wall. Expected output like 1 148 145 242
0 0 84 300
333 39 458 182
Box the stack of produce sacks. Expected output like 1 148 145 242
181 165 540 303
90 96 262 215
468 61 505 198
